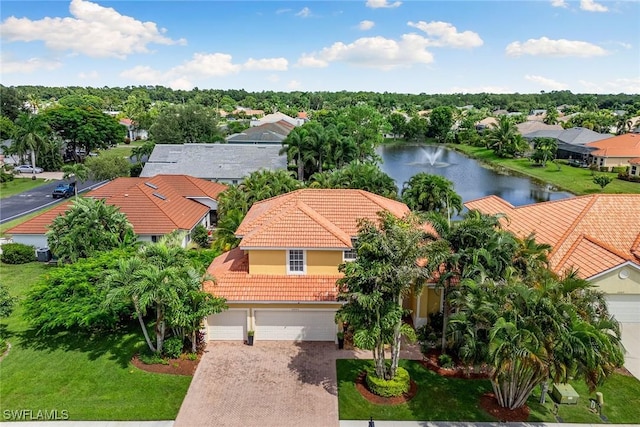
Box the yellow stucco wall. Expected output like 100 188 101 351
248 250 286 275
591 266 640 294
248 249 344 275
417 287 441 318
307 250 343 274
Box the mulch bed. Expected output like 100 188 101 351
420 349 490 379
131 354 200 376
479 392 530 422
355 372 418 405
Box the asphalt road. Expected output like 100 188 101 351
0 179 107 224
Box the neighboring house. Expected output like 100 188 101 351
522 127 611 160
630 158 640 177
203 189 442 342
6 175 227 249
232 108 265 118
119 118 148 141
250 112 303 127
475 117 497 131
140 143 288 184
587 133 640 170
516 121 563 136
225 121 294 144
465 194 640 323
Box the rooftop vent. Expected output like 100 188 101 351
152 192 166 200
145 182 158 189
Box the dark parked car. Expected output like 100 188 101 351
52 182 76 199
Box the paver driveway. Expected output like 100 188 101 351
174 341 340 427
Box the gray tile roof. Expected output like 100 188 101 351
523 127 611 146
141 144 288 182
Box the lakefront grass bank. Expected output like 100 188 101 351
447 144 640 196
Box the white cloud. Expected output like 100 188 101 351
524 74 568 90
407 21 483 48
0 55 62 74
366 0 402 9
579 77 640 94
359 20 375 31
276 8 292 14
448 85 512 94
296 7 311 18
550 0 568 8
78 70 99 80
580 0 608 12
288 80 302 89
120 52 286 88
244 57 288 71
297 34 434 70
0 0 185 59
506 37 607 57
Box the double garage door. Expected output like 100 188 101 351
208 309 336 341
606 295 640 323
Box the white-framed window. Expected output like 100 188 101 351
632 165 637 175
287 250 305 274
343 239 357 262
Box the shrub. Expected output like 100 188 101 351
365 367 410 397
612 166 628 174
0 337 7 354
163 336 184 359
185 248 222 270
186 352 198 361
191 224 210 249
438 353 454 369
1 243 36 264
129 162 143 177
138 351 168 365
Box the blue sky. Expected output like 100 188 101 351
1 0 638 94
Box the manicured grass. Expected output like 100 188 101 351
103 141 145 159
0 262 192 421
337 359 640 423
448 144 640 196
0 178 49 199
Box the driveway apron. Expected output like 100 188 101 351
174 341 340 427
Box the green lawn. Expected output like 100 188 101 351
448 144 640 196
0 178 49 199
103 141 145 159
337 359 640 423
0 262 192 421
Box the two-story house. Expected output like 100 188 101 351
204 189 442 342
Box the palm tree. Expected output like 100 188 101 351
303 123 330 174
485 115 524 157
280 127 308 181
401 173 462 219
13 113 50 172
62 163 90 198
130 140 156 163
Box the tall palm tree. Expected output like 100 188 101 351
485 115 523 157
280 127 308 181
303 123 330 174
13 113 50 172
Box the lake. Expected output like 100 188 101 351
377 144 573 207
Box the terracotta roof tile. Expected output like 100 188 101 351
587 134 640 157
465 194 640 279
629 158 640 165
7 175 226 236
205 248 340 301
236 189 410 248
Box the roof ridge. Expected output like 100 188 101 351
548 195 599 259
356 189 404 212
296 200 352 247
134 181 194 229
582 235 634 261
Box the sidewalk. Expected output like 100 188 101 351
13 171 64 180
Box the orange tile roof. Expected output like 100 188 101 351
205 248 340 302
630 158 640 165
7 175 227 236
465 194 640 279
587 133 640 157
236 189 410 248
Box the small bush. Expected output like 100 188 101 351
186 248 222 270
438 353 454 369
130 162 143 177
612 166 628 174
163 336 184 359
138 351 168 365
186 352 198 361
1 243 36 264
191 224 210 249
365 367 410 397
0 337 7 354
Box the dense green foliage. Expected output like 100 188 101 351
593 174 613 189
46 197 137 263
0 243 36 264
337 212 428 381
0 283 16 318
23 249 134 332
85 151 132 180
365 366 410 397
308 162 398 199
401 173 462 216
191 224 210 248
150 103 223 144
